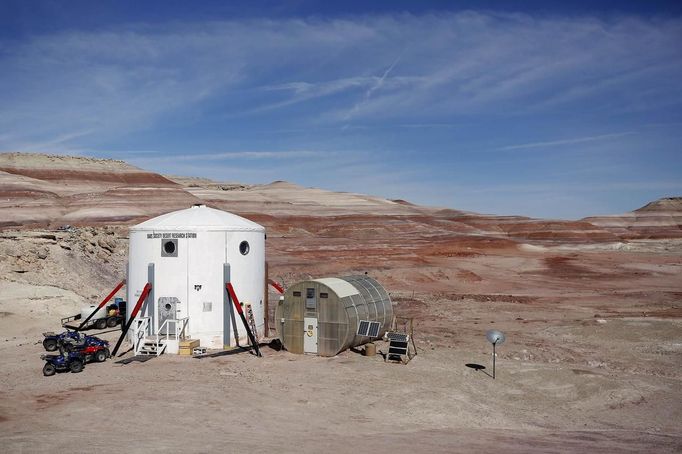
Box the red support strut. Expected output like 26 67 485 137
111 283 152 357
226 283 262 357
268 279 285 295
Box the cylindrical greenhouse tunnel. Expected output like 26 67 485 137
275 275 393 357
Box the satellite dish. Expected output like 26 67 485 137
486 329 506 345
485 329 506 379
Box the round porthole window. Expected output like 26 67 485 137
165 303 172 311
239 240 250 255
163 241 176 255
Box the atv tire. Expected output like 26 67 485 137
95 318 107 330
94 349 107 362
43 338 58 352
69 359 84 373
106 316 117 328
43 363 56 376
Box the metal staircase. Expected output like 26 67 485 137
138 337 167 356
132 316 188 357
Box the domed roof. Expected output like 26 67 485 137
131 204 264 232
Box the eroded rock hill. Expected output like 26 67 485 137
0 152 680 246
583 197 682 240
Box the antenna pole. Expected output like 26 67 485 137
493 341 496 379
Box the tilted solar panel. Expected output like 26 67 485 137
357 320 370 336
367 321 381 338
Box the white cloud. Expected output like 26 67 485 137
494 132 636 151
1 12 679 144
132 150 328 164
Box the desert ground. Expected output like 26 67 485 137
0 153 681 453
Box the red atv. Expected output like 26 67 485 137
62 336 110 363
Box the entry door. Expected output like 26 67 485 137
158 297 179 335
303 317 318 354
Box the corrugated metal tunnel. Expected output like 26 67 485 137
275 275 393 356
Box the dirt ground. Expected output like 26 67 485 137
0 342 679 453
1 235 681 453
0 155 680 452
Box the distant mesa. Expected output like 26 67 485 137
635 197 682 213
392 199 415 206
262 180 303 189
582 197 682 240
0 152 680 242
0 152 137 171
0 152 176 186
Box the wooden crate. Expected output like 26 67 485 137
178 339 200 355
179 339 200 348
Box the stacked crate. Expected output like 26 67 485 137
179 339 200 356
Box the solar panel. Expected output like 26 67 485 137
386 332 408 342
357 320 370 336
367 321 381 338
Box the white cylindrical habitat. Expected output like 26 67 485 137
127 204 265 351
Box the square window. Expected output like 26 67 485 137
161 238 178 257
203 302 212 312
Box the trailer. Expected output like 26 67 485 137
61 281 128 331
61 301 125 330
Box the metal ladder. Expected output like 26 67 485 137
225 283 262 357
244 303 259 348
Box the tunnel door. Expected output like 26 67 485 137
303 287 318 354
303 317 318 354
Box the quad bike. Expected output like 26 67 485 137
41 348 86 376
61 335 110 363
42 330 81 352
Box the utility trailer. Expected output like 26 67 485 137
62 298 127 331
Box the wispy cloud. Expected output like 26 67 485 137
494 132 637 151
1 13 680 138
144 150 327 162
0 10 680 219
0 130 94 154
364 57 401 99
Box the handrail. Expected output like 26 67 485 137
133 317 150 355
154 317 189 356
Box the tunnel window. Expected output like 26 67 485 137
305 288 316 309
293 291 301 297
320 292 328 299
239 240 250 255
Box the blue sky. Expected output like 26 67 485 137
1 1 681 219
